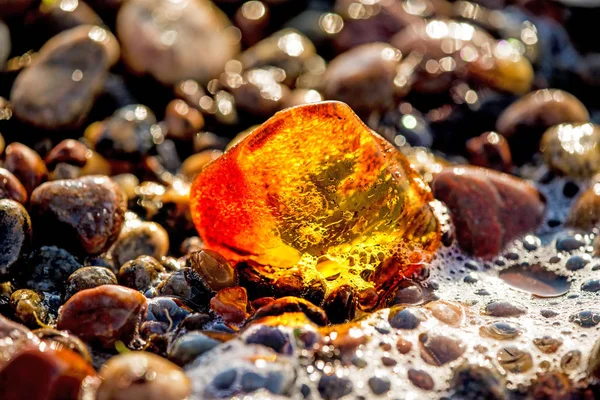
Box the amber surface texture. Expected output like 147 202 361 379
191 101 440 303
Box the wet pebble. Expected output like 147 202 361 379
30 176 127 255
250 296 328 325
11 25 118 129
566 183 600 231
424 300 464 327
210 286 249 324
318 374 353 400
368 376 391 395
569 310 600 328
480 321 522 340
63 266 117 301
0 168 27 204
165 99 204 142
45 140 89 171
0 21 8 67
419 333 465 366
533 336 563 354
582 279 600 292
432 166 545 258
560 350 581 373
10 289 48 328
407 369 434 391
565 255 589 271
556 234 585 252
323 284 356 324
497 346 533 373
450 363 506 400
245 325 289 354
168 332 220 366
466 132 513 173
22 246 82 293
97 351 190 400
541 123 600 178
146 296 191 328
389 307 424 330
187 250 236 292
33 328 92 365
57 284 147 348
118 255 165 291
4 142 48 197
0 200 31 280
483 301 527 317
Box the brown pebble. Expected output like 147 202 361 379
210 286 249 324
112 220 169 266
165 99 205 141
250 296 328 326
419 333 465 366
408 368 434 390
566 182 600 231
483 301 527 317
466 132 512 173
186 250 236 292
45 139 89 170
4 142 48 196
396 338 413 354
57 284 147 348
118 256 165 291
0 168 27 204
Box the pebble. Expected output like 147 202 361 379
432 166 545 258
97 352 190 400
3 142 48 196
483 301 527 317
118 255 165 291
566 183 600 230
497 346 533 373
165 99 205 142
389 307 423 330
57 285 147 348
227 68 291 118
113 220 169 266
466 132 513 173
565 255 589 271
424 300 464 327
396 338 412 354
64 266 118 301
168 332 220 366
0 168 27 204
187 250 236 292
0 346 96 400
450 363 506 400
210 286 249 324
560 350 581 373
245 325 289 354
11 25 118 129
116 0 239 85
323 43 401 117
45 139 89 170
0 200 31 279
480 321 522 340
323 284 356 324
0 20 9 67
407 369 434 390
368 376 391 395
318 374 353 400
541 123 600 178
529 371 572 399
419 334 465 366
582 279 600 292
22 246 82 293
33 328 92 364
30 176 127 255
250 296 328 326
10 289 47 328
533 336 563 354
569 310 600 328
555 234 585 252
90 104 158 162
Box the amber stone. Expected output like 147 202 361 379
57 284 147 348
210 286 249 324
191 102 439 305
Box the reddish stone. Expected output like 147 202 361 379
210 286 249 324
0 168 27 204
4 142 48 196
0 346 96 400
432 166 545 258
466 132 513 173
45 139 89 170
57 285 147 349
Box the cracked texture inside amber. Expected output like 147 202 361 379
190 101 440 304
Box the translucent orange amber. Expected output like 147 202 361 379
191 101 440 303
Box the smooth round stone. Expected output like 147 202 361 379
4 142 49 197
118 256 165 291
64 266 117 301
10 289 48 328
407 369 434 390
560 350 581 373
30 176 127 255
117 0 240 85
533 336 563 354
210 286 249 324
0 20 9 68
57 285 147 348
33 328 92 365
45 140 89 170
250 297 328 326
480 321 522 340
323 43 401 117
541 123 600 178
569 310 600 327
450 363 506 399
187 250 236 292
112 220 169 267
565 255 589 271
22 246 82 293
10 25 118 130
227 68 291 118
27 0 102 39
389 307 424 330
245 325 289 354
168 332 220 366
0 200 31 280
419 334 465 366
165 99 204 141
466 131 513 173
497 346 533 373
424 300 464 327
567 183 600 230
97 352 190 400
323 284 356 324
318 374 353 400
582 279 600 292
483 301 527 317
368 376 391 395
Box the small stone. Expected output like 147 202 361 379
497 346 533 373
3 143 48 196
0 200 31 279
432 166 544 258
250 296 328 326
63 266 117 301
11 25 118 129
565 255 589 271
227 68 291 118
10 289 48 328
424 300 464 327
323 43 400 117
186 250 236 292
529 371 572 399
234 0 269 47
368 376 391 395
118 256 166 291
555 234 585 252
560 350 581 373
45 140 89 170
0 20 9 67
381 356 397 367
318 374 353 400
57 285 147 348
419 333 465 366
323 284 356 324
480 322 522 340
30 176 127 255
450 363 506 400
389 307 424 330
212 369 238 391
396 338 412 354
533 336 563 354
483 301 526 317
165 99 205 141
541 123 600 178
241 371 267 393
89 104 158 162
97 352 190 400
23 246 82 293
168 332 220 366
582 279 600 292
245 326 289 354
569 310 600 328
0 169 27 204
407 369 434 390
33 328 92 365
466 132 513 173
567 184 600 231
210 286 249 324
117 0 239 85
391 282 424 305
